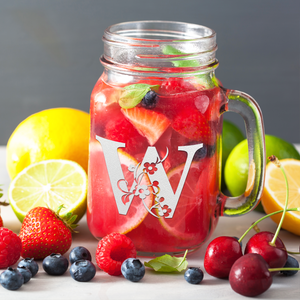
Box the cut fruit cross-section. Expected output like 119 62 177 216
121 106 170 146
87 140 153 236
159 159 214 241
8 159 88 223
261 159 300 236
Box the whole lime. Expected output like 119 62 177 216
224 134 300 197
221 120 244 189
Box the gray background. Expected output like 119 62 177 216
1 0 299 145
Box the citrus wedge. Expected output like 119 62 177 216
261 159 300 236
8 159 88 223
87 141 153 236
159 158 217 241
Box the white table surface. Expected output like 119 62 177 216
0 145 299 300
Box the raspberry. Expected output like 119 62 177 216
0 227 22 269
96 233 136 276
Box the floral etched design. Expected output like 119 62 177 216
143 162 158 175
117 149 171 218
134 184 150 200
158 205 172 217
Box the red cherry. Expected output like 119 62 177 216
204 236 243 279
229 253 272 297
244 231 288 270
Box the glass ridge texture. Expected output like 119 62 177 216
87 21 265 255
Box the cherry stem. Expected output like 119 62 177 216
268 156 289 246
238 207 300 243
287 251 300 255
269 267 300 272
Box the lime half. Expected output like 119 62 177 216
8 159 88 223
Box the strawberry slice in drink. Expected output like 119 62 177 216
121 107 171 146
105 108 148 156
172 108 215 145
159 78 196 95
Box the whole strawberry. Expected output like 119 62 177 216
19 205 77 260
0 227 22 268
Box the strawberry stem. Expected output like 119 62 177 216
55 204 78 232
268 156 289 246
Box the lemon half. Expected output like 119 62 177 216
261 159 300 236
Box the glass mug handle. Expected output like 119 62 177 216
219 89 266 216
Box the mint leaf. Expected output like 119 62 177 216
162 45 200 68
162 45 215 88
144 250 188 272
119 84 159 109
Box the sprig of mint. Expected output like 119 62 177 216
162 45 200 68
162 45 217 88
144 250 188 272
119 83 159 109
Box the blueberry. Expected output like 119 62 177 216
141 90 158 109
42 253 69 276
193 145 208 160
69 246 92 264
280 255 299 276
121 258 145 282
192 144 216 161
184 267 204 284
17 266 32 283
0 267 24 290
18 257 39 277
70 259 96 282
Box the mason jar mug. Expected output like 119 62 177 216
87 21 265 256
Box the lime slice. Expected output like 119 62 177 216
8 159 88 223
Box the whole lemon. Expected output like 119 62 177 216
224 134 300 197
7 107 89 179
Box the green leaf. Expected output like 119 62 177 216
119 84 159 109
162 45 200 68
67 214 78 225
144 250 188 272
162 45 217 88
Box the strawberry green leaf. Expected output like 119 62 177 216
144 250 188 272
119 84 159 109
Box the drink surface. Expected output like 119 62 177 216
87 74 226 255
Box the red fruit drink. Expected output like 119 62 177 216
87 21 265 256
88 75 226 255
